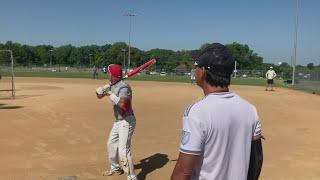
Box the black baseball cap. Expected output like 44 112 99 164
192 43 235 77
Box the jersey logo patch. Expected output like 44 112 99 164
181 131 190 145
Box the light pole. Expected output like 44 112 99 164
89 54 93 68
121 49 126 72
123 12 136 72
234 61 237 78
292 0 300 85
49 49 53 68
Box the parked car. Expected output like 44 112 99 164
160 72 167 76
304 74 311 79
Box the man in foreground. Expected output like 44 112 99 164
171 43 263 180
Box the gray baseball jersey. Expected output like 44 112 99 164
110 80 134 120
180 92 262 180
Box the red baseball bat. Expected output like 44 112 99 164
96 59 157 95
124 59 156 78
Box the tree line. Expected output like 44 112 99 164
1 41 319 76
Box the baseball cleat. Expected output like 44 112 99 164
102 168 124 176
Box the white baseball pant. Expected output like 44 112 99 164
107 115 137 179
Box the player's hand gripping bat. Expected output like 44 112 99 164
96 59 157 95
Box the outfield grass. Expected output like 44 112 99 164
2 70 318 95
10 71 93 78
1 70 281 86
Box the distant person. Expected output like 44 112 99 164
190 68 196 84
265 66 276 91
171 43 263 180
93 66 98 79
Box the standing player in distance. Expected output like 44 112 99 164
171 43 263 180
92 66 98 79
190 68 196 84
96 64 138 180
265 66 276 91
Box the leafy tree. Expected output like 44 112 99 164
34 45 54 65
143 49 175 70
200 43 211 51
103 42 128 66
296 65 308 70
307 63 314 70
226 42 263 70
277 62 292 79
3 40 303 77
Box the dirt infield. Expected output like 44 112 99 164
1 77 320 180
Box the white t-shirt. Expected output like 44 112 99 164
180 92 262 180
266 70 276 80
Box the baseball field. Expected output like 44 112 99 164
1 77 320 180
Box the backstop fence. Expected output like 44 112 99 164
295 70 320 93
0 50 15 98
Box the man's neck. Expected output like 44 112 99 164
111 78 122 85
202 83 229 96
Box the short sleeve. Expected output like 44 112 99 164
180 114 205 155
118 87 131 98
253 108 262 137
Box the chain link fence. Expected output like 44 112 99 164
4 63 320 94
295 70 320 93
0 50 15 98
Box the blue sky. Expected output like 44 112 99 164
0 0 319 65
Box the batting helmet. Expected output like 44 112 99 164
105 64 122 78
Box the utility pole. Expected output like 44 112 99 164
234 61 237 78
292 0 300 85
89 54 94 68
121 49 126 72
49 49 53 68
123 12 136 72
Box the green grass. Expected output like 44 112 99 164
1 70 93 78
14 71 93 78
1 70 280 86
231 78 268 86
129 74 191 83
130 75 276 86
2 70 318 95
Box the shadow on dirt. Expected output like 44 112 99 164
134 153 169 180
